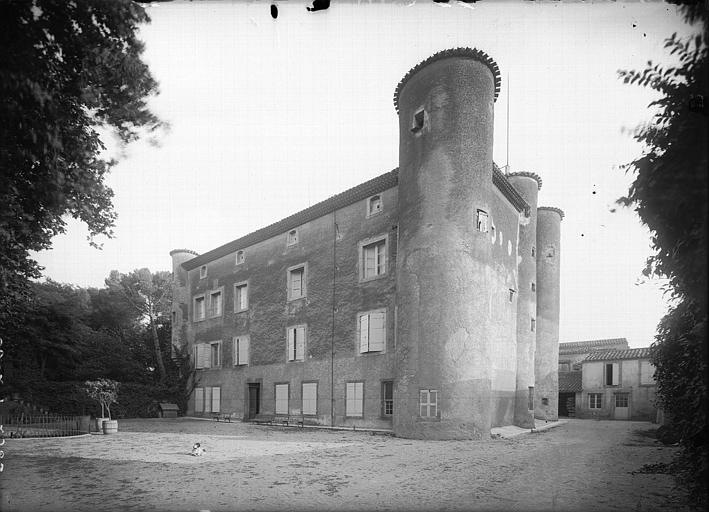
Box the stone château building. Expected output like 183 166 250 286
170 48 564 440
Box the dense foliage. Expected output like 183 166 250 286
0 0 160 326
1 272 194 418
618 4 707 506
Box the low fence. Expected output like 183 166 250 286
0 414 91 438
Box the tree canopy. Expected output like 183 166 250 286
618 3 707 506
0 0 161 325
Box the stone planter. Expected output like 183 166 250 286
102 419 118 434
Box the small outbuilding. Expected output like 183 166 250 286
158 403 179 418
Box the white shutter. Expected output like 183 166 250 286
275 384 288 415
369 312 386 351
640 361 654 385
359 314 370 353
291 269 302 298
197 344 210 369
302 383 317 415
241 337 249 365
194 387 204 412
211 387 221 413
376 242 386 274
241 285 248 309
346 382 355 416
430 390 438 418
204 387 212 413
287 328 295 361
612 363 619 386
193 345 199 369
364 245 376 277
419 390 427 417
295 326 305 360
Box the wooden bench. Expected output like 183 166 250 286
251 414 303 428
213 412 237 422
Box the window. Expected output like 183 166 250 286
360 237 387 280
194 386 220 413
359 310 386 353
287 229 298 246
287 264 306 300
528 387 534 411
605 363 619 386
208 290 222 318
236 250 245 265
302 382 317 416
233 336 249 366
531 246 536 257
382 381 393 417
531 282 536 292
346 382 364 417
476 210 489 233
194 341 221 369
530 318 536 332
287 325 306 362
419 389 438 418
508 289 515 302
589 393 602 409
194 295 206 322
640 360 655 385
275 383 289 415
234 282 248 312
367 195 383 217
411 108 425 133
559 362 571 372
615 393 629 408
200 265 208 279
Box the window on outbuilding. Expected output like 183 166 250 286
589 393 602 409
275 384 289 415
346 382 364 417
605 363 619 386
302 382 317 416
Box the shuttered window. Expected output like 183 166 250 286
204 387 212 413
419 389 438 418
194 342 220 369
211 387 220 413
208 291 222 317
194 387 204 412
589 393 602 409
288 265 306 300
234 283 248 312
194 296 206 321
605 363 619 386
234 336 249 366
287 325 306 362
275 384 289 415
359 310 386 353
302 382 317 416
345 382 364 417
363 240 386 279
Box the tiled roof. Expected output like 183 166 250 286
182 169 399 271
559 338 629 355
558 371 582 392
181 163 532 270
393 47 502 113
583 347 653 362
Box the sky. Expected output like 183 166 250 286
32 0 699 348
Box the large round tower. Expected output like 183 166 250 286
169 249 198 357
507 172 542 428
393 48 502 439
534 207 563 421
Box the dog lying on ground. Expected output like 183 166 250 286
191 442 206 456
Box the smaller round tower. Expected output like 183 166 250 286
169 249 199 357
507 172 542 428
534 207 564 421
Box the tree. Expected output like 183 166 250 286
84 378 120 420
0 0 161 328
618 4 707 506
105 269 172 383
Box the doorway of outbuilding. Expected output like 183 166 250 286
248 383 260 419
558 392 576 417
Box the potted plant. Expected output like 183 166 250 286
84 379 120 434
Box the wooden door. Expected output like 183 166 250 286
614 392 630 420
248 383 260 419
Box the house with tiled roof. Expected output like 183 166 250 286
170 48 566 440
576 347 657 421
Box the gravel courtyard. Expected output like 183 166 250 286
0 418 688 511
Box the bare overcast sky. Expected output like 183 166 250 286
32 0 699 348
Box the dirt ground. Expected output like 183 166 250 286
0 418 689 512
